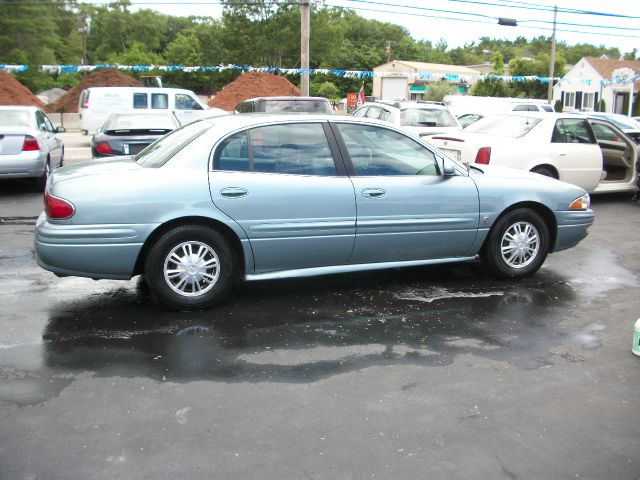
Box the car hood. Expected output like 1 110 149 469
468 163 587 200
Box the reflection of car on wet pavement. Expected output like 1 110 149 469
0 106 65 190
35 114 594 310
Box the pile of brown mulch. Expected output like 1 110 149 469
48 68 143 113
208 72 300 111
0 71 46 108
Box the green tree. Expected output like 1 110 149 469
471 78 508 97
425 81 455 101
316 81 339 100
164 32 203 65
108 42 164 65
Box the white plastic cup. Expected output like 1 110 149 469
633 319 640 357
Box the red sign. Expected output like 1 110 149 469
347 92 357 108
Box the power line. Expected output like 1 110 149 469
337 0 640 33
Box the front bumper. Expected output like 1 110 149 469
553 209 595 252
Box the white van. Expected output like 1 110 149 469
78 87 224 134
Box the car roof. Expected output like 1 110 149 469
358 101 450 111
0 105 39 112
198 113 400 130
240 96 329 102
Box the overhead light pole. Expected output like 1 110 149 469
301 0 310 96
548 5 558 103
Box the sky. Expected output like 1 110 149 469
127 0 640 56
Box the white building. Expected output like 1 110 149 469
372 61 481 101
553 57 640 114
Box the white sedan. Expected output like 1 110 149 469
352 101 462 137
428 112 638 194
0 106 65 189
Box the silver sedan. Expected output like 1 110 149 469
0 106 65 189
35 114 594 310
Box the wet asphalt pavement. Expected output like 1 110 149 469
1 140 639 479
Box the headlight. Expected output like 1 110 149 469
569 193 590 210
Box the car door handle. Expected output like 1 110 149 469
361 188 386 199
220 187 248 198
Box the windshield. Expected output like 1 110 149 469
400 108 457 127
263 100 332 114
135 120 211 168
464 114 542 138
0 110 33 128
104 113 178 132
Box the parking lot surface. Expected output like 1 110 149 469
0 135 639 479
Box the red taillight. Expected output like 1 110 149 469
474 146 491 165
83 92 90 109
22 135 40 151
44 189 75 219
95 141 113 154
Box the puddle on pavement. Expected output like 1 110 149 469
0 248 635 389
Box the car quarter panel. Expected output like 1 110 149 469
36 151 251 279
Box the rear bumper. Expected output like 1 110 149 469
0 151 46 179
34 213 158 279
553 209 595 252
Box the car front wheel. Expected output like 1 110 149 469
144 225 235 310
482 208 550 278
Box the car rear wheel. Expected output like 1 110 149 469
35 159 50 191
144 225 235 310
482 208 549 278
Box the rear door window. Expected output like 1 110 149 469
133 93 148 109
215 123 337 176
151 93 168 109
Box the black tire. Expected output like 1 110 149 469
531 166 557 179
35 158 50 191
144 225 235 310
481 208 550 279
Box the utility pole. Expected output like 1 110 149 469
79 15 88 65
301 0 310 96
548 5 557 103
386 41 392 63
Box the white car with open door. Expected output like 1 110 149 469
428 112 639 194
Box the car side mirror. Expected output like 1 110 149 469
56 126 66 133
442 157 456 176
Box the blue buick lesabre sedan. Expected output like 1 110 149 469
35 114 594 310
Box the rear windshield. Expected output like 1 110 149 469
135 120 211 168
104 113 178 133
400 108 457 127
263 100 332 114
464 114 542 138
0 110 33 128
